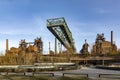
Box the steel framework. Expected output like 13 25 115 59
47 17 76 54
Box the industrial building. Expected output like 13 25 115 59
92 31 117 55
0 17 119 65
5 37 43 56
80 39 89 55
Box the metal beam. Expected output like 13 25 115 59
47 17 76 53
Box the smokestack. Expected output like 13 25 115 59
55 38 57 54
6 39 9 53
111 31 113 45
49 42 51 54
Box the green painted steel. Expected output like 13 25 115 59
47 17 76 54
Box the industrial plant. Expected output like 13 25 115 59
0 17 120 65
92 31 117 55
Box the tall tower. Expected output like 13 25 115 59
55 38 57 54
6 39 9 53
34 37 43 54
111 31 113 45
80 39 89 55
49 42 51 54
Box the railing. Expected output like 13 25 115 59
32 72 54 76
0 72 54 76
0 72 26 76
0 71 120 79
99 74 120 79
63 73 88 77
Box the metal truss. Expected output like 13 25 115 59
47 17 76 53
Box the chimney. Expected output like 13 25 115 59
85 39 87 44
55 38 57 54
49 42 51 54
111 31 113 45
6 39 9 53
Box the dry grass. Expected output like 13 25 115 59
0 75 90 80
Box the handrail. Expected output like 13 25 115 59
63 73 88 77
99 74 120 79
32 72 54 76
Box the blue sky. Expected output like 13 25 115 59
0 0 120 54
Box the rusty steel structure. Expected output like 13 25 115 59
19 39 27 51
1 17 119 65
19 37 43 54
92 31 117 55
47 17 76 54
80 39 89 55
34 37 43 53
8 37 43 54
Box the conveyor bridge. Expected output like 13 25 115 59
47 17 76 54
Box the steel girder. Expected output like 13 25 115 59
47 17 76 53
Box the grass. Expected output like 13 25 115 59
0 75 90 80
60 76 90 80
1 75 52 80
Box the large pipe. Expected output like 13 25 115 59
111 31 113 45
6 39 9 53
